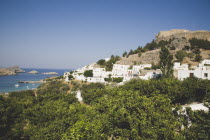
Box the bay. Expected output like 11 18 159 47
0 68 70 93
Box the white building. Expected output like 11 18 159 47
93 68 106 77
133 64 152 75
133 64 152 71
200 59 210 65
178 69 210 80
177 59 210 80
112 64 130 77
173 62 188 70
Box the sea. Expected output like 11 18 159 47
0 68 70 93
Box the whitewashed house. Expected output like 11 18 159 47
201 59 210 65
133 64 152 71
93 68 106 77
133 64 152 75
112 64 130 77
177 59 210 80
173 62 188 70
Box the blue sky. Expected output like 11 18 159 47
0 0 210 69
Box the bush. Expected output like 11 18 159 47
194 54 202 62
104 78 112 82
97 59 105 65
144 67 151 70
175 50 187 62
84 70 93 77
112 77 123 83
189 38 210 50
68 74 73 80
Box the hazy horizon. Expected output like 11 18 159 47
1 0 210 69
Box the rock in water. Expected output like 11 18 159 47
28 70 39 74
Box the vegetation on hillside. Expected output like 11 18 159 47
97 55 120 71
189 38 210 50
124 39 173 58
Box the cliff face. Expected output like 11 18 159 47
156 29 210 42
0 66 25 76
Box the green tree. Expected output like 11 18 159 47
159 46 174 78
97 59 105 65
194 54 202 62
84 70 93 77
175 50 187 62
128 49 134 55
112 77 123 83
68 74 73 80
122 51 127 57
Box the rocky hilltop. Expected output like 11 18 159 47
0 66 25 76
156 29 210 42
116 29 210 66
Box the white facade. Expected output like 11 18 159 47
178 69 210 80
112 64 130 77
93 68 106 77
201 59 210 65
133 64 152 75
173 62 188 70
177 59 210 80
133 64 152 71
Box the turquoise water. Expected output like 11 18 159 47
0 68 70 93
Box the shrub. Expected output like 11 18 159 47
144 67 151 70
112 77 123 83
84 70 93 77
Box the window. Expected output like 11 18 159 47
189 73 194 78
204 73 208 78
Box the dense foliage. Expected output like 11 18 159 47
189 38 210 50
84 70 93 77
1 78 210 139
175 50 187 62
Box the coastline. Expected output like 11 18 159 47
0 68 68 93
18 80 46 84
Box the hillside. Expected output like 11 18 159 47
116 29 210 66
